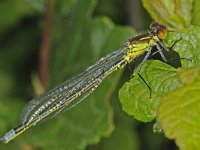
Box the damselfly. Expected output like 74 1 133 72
1 22 172 143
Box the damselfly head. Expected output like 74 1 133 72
150 22 167 40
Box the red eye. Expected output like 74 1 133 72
157 27 167 40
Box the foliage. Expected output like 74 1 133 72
119 0 200 150
0 0 200 150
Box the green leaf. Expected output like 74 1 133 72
165 26 200 68
0 0 136 149
158 68 200 150
191 0 200 26
88 122 139 150
119 60 182 122
177 67 200 85
88 94 140 150
141 0 193 30
0 0 34 36
25 0 46 12
57 0 79 15
119 25 200 122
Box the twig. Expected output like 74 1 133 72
39 0 54 89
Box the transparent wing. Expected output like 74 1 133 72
20 46 127 125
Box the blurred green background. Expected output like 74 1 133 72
0 0 196 150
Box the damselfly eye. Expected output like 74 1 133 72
157 27 167 40
150 22 168 39
150 22 159 30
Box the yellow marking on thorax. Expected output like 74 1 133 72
140 36 150 40
124 36 159 63
151 35 159 44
